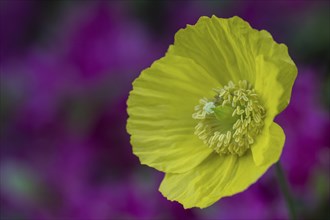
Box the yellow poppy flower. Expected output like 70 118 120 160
127 15 297 209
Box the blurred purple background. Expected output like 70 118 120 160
0 1 329 220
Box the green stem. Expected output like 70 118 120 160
275 162 297 220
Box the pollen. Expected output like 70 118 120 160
192 80 266 156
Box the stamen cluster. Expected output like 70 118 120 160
192 80 266 156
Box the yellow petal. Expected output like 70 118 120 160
169 16 256 86
127 54 219 173
169 15 297 116
254 55 284 118
159 151 270 209
255 39 298 115
251 122 286 166
250 56 286 166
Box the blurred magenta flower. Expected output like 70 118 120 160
0 2 167 219
1 2 163 131
0 0 38 62
55 2 162 83
1 1 329 219
277 68 330 187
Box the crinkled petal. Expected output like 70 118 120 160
159 151 270 209
254 53 297 114
251 122 285 166
127 54 219 173
249 56 286 166
254 55 284 117
159 122 285 208
159 124 284 211
168 16 256 86
169 15 297 116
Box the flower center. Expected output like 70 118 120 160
192 80 266 156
